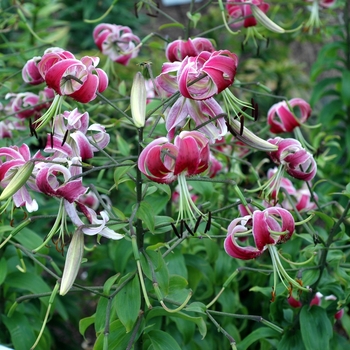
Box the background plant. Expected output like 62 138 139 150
0 1 350 350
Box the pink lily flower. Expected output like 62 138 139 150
139 131 209 184
93 24 141 65
5 92 42 120
35 157 87 203
157 50 238 101
224 207 295 260
22 56 45 85
0 144 40 211
226 0 270 29
224 207 309 298
267 98 312 134
65 200 123 240
165 96 227 142
268 137 317 181
38 50 108 103
43 109 110 160
165 37 215 62
139 131 210 228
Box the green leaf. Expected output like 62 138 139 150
312 211 335 231
116 134 131 157
103 273 120 295
310 77 341 107
146 329 182 350
136 201 155 233
94 297 109 334
0 257 8 285
93 319 134 350
278 329 306 350
2 312 36 350
6 272 51 305
341 70 350 106
114 162 134 189
115 275 141 332
159 23 184 30
141 250 169 295
319 99 344 124
300 306 333 350
79 315 95 338
13 227 49 252
237 327 280 350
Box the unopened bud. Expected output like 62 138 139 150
250 4 285 33
0 160 34 201
228 119 278 151
60 229 84 296
130 72 146 128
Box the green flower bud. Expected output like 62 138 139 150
60 229 84 296
130 72 147 128
228 119 278 152
0 160 35 201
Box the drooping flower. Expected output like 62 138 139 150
268 137 317 181
0 144 40 211
93 24 141 65
5 92 42 120
138 131 209 184
268 98 312 134
224 206 310 298
165 37 215 62
157 50 238 101
139 131 210 228
35 157 88 203
156 50 238 142
38 50 108 103
43 109 110 160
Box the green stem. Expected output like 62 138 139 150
206 311 237 349
311 199 350 292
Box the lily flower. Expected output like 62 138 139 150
165 37 215 62
224 207 310 298
0 144 40 211
139 131 210 228
93 24 141 65
157 50 238 101
5 92 42 120
35 157 87 203
22 56 45 85
38 52 108 103
65 200 124 240
267 98 312 134
43 109 110 160
268 137 317 181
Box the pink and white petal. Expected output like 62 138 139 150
68 73 99 103
70 131 94 159
252 210 278 250
65 200 84 226
224 227 263 260
174 135 200 175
